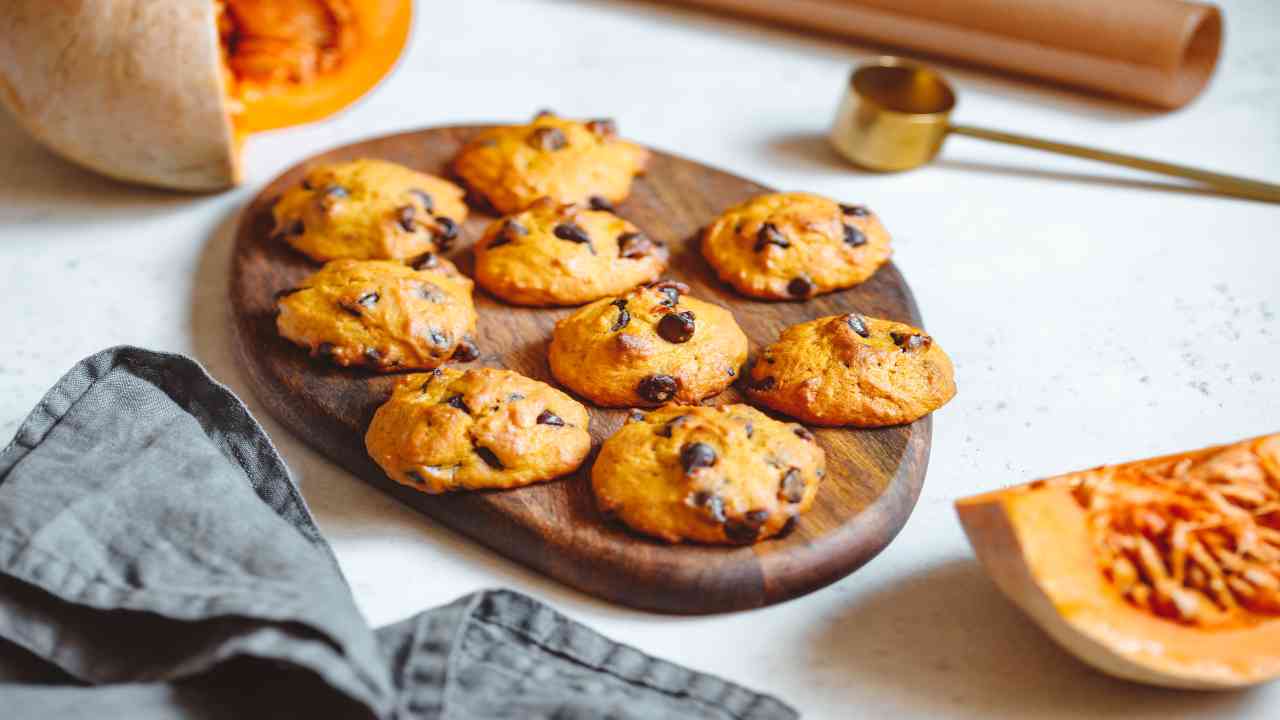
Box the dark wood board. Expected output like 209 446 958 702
230 125 932 614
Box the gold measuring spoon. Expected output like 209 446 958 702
830 57 1280 203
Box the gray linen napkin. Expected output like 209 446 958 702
0 346 797 720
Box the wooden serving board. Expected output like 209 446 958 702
230 125 932 614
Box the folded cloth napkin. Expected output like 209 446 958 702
0 347 796 720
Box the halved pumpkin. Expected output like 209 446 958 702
0 0 410 191
957 434 1280 689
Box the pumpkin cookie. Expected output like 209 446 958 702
745 313 955 427
451 111 650 214
275 258 479 371
592 404 826 544
701 192 891 299
365 367 592 493
549 281 748 407
474 198 668 306
272 158 467 262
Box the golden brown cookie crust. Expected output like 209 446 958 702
701 192 891 300
365 367 592 493
746 313 955 427
272 158 467 262
548 281 748 407
451 112 650 214
592 404 826 544
474 198 668 306
275 258 478 371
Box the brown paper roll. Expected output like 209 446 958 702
662 0 1222 108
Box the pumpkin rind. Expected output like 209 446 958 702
957 435 1280 689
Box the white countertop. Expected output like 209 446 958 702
2 1 1278 716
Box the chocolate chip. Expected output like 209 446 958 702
586 118 617 137
537 409 565 426
840 203 870 217
534 108 556 119
892 332 932 351
786 276 813 298
322 185 349 200
748 375 776 392
364 347 382 363
451 337 480 362
617 231 658 258
415 282 444 302
301 178 314 191
588 195 614 212
793 425 815 442
316 342 335 359
637 374 679 403
655 414 688 438
725 510 769 543
410 189 434 213
273 286 307 301
475 446 504 469
446 394 471 413
529 126 567 151
627 409 646 423
691 491 726 523
490 219 526 249
553 222 591 245
405 470 427 485
397 205 416 232
429 329 448 347
649 280 688 307
726 367 736 377
846 313 870 338
780 468 806 503
843 224 867 247
680 442 717 474
610 299 630 331
412 253 439 270
743 420 753 438
357 292 379 308
338 300 363 317
754 222 790 252
656 311 696 344
508 393 525 401
436 216 459 242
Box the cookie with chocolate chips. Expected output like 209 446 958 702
451 111 651 214
275 259 478 371
548 281 748 406
746 313 955 427
271 158 468 263
474 197 668 306
701 192 891 300
592 404 826 544
365 367 591 493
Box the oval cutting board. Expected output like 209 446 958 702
230 125 932 614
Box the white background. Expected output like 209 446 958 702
1 1 1278 716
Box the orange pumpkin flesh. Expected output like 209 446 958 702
957 434 1280 688
219 0 411 135
0 0 409 190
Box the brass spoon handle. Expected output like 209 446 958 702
949 124 1280 203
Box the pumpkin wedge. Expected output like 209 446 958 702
0 0 410 191
957 434 1280 689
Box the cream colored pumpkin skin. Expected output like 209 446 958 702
0 0 239 191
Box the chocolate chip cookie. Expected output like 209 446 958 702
745 313 955 426
272 158 468 262
474 198 668 306
451 111 650 214
548 281 748 407
366 367 592 493
592 404 826 544
275 258 479 371
701 192 891 299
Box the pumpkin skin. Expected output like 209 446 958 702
0 0 410 191
957 434 1280 689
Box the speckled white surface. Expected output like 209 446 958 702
1 1 1278 716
